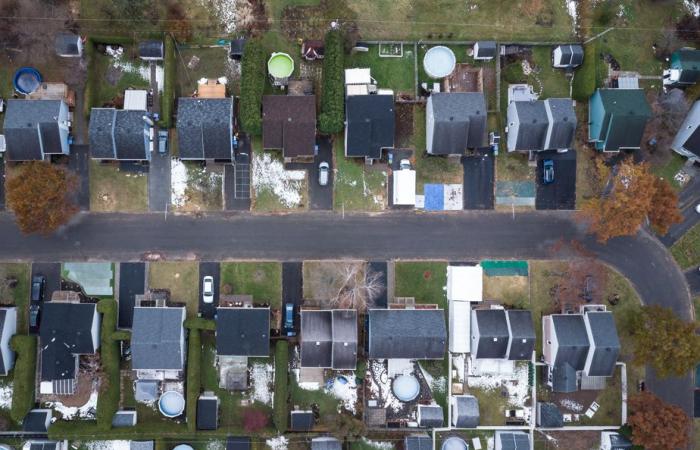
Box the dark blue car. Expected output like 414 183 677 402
543 159 554 184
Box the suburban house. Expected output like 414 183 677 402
300 309 358 370
215 306 270 389
663 48 700 88
301 40 324 61
131 306 186 380
671 100 700 161
0 307 17 376
588 88 652 152
55 33 82 57
138 40 164 61
473 41 497 60
426 92 487 155
600 432 633 450
262 95 317 162
3 99 71 161
451 394 480 428
176 97 234 160
447 265 483 354
542 306 620 392
89 102 150 160
470 308 535 375
495 431 530 450
310 437 341 450
39 301 100 395
552 44 584 69
506 98 576 152
368 308 447 363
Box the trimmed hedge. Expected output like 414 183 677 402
572 42 597 101
319 29 345 134
111 330 131 341
159 35 176 128
186 328 202 432
239 38 266 136
96 299 121 431
184 317 216 331
10 335 37 423
273 340 289 433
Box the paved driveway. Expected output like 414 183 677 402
309 137 333 210
282 262 303 333
29 262 61 334
67 145 90 210
199 262 220 319
118 262 145 329
224 137 251 211
368 261 388 308
536 150 576 210
0 159 5 210
462 149 495 210
149 152 171 212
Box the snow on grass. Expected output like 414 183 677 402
559 398 584 412
467 362 530 418
564 0 578 32
0 383 13 409
85 441 130 450
207 441 226 450
253 152 306 208
108 47 164 92
250 362 274 406
327 375 358 414
686 0 700 17
266 436 288 450
361 438 394 450
171 158 188 207
199 0 238 34
419 362 446 395
45 390 98 420
368 360 402 413
453 354 465 383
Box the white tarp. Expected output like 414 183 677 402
124 90 148 111
449 300 471 353
345 68 372 85
447 265 483 302
393 169 416 206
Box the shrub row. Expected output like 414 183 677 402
239 38 266 136
96 299 120 431
572 42 597 101
186 328 202 432
160 35 176 128
10 335 37 423
273 340 289 433
319 29 345 134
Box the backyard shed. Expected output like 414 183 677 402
111 410 137 428
495 431 530 450
451 395 480 428
536 402 563 428
473 41 497 60
124 90 148 111
139 40 164 60
230 38 246 60
552 44 583 69
417 405 444 428
196 394 219 430
405 435 433 450
290 410 314 431
23 409 52 433
663 48 700 88
54 33 82 57
311 438 341 450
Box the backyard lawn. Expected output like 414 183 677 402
671 222 700 269
289 374 340 428
89 161 148 212
413 104 464 192
333 139 387 211
346 44 416 94
496 151 534 183
252 141 309 213
652 152 687 191
175 47 232 98
88 45 152 109
148 262 199 317
0 263 30 333
219 262 282 308
394 261 447 308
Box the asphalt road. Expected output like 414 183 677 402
0 210 692 414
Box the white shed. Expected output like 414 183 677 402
124 90 148 111
393 169 416 206
449 300 471 353
446 265 483 302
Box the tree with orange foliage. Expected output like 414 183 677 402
627 391 689 450
579 158 681 242
5 162 78 235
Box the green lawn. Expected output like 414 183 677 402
333 138 387 211
89 46 151 108
346 45 416 94
496 150 534 183
219 262 282 308
652 152 687 191
501 47 571 100
175 47 230 98
289 375 340 428
148 262 199 317
0 263 30 334
252 140 309 212
89 161 148 212
394 261 447 308
671 222 700 269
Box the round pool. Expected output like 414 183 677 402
268 52 294 79
13 67 42 94
441 437 467 450
423 46 456 78
392 374 420 402
173 445 193 450
159 391 185 418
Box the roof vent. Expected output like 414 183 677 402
449 116 454 121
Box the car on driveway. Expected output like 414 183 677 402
29 304 40 329
543 159 554 184
202 276 214 304
31 275 45 303
158 130 169 154
284 303 296 336
318 162 330 186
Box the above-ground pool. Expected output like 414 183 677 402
13 67 43 94
392 374 420 402
441 437 468 450
268 52 294 79
159 391 186 418
423 46 456 78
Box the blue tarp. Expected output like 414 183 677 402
424 184 444 211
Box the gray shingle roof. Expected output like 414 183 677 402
537 402 563 428
585 311 620 376
196 396 219 430
551 315 590 371
311 437 341 450
139 40 164 59
551 362 577 393
90 109 149 160
672 100 700 157
301 310 357 369
496 432 530 450
472 309 509 359
405 435 432 450
506 310 535 361
475 41 497 58
512 101 549 150
545 98 576 149
88 108 116 159
262 95 316 158
452 395 479 428
554 45 583 67
55 33 81 56
216 307 270 357
23 409 51 433
331 309 358 370
131 307 185 370
417 405 444 428
0 309 8 375
290 410 314 430
369 309 447 359
4 99 65 160
177 97 234 160
111 410 137 428
131 442 154 450
346 95 394 159
429 93 487 154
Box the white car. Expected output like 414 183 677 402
202 276 214 304
696 203 700 214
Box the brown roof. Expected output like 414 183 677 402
262 95 316 158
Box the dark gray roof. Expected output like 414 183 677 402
39 302 97 381
429 93 487 154
551 362 577 393
346 95 394 159
405 435 433 450
311 437 341 450
506 310 535 360
23 409 51 433
607 433 632 449
545 98 576 149
226 437 251 450
290 410 314 430
216 307 270 357
417 405 444 428
197 396 219 430
537 402 563 428
55 33 81 56
332 309 358 370
453 395 479 428
585 312 620 376
4 99 64 160
472 309 509 359
554 45 583 67
131 442 154 450
262 95 316 158
177 97 234 160
513 101 549 150
0 309 8 375
368 309 446 359
139 40 164 59
29 442 59 450
111 410 137 428
88 109 116 159
496 432 530 450
301 310 357 369
594 89 651 151
131 307 185 370
551 314 590 371
89 109 149 160
475 41 497 58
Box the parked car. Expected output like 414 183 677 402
696 203 700 214
29 303 40 329
284 303 295 335
543 159 554 184
318 161 330 186
399 159 411 170
202 276 214 304
158 130 168 154
31 275 45 303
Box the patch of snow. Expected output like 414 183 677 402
486 437 494 450
252 153 306 208
368 360 403 413
207 441 226 450
564 0 578 32
361 438 393 450
327 375 358 414
559 398 584 412
199 0 238 34
0 383 13 409
250 362 274 406
109 52 164 92
467 362 531 422
617 3 627 18
45 390 98 420
171 158 188 207
419 363 446 395
86 442 130 450
521 60 533 76
686 0 700 17
266 436 288 450
453 354 465 383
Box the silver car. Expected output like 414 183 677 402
318 162 330 186
202 276 214 304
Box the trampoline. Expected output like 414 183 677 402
423 46 456 78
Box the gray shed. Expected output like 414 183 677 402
536 402 563 428
112 410 137 427
417 404 444 428
311 438 342 450
139 40 164 60
134 380 159 403
405 435 432 450
451 395 480 428
55 33 82 57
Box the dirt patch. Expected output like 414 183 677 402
483 275 528 306
641 88 689 167
394 102 414 148
280 0 358 41
535 430 600 450
41 360 100 407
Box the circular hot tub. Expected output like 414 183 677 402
159 391 185 418
441 437 467 450
392 374 420 402
423 46 456 78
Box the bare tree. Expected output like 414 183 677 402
324 262 385 312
